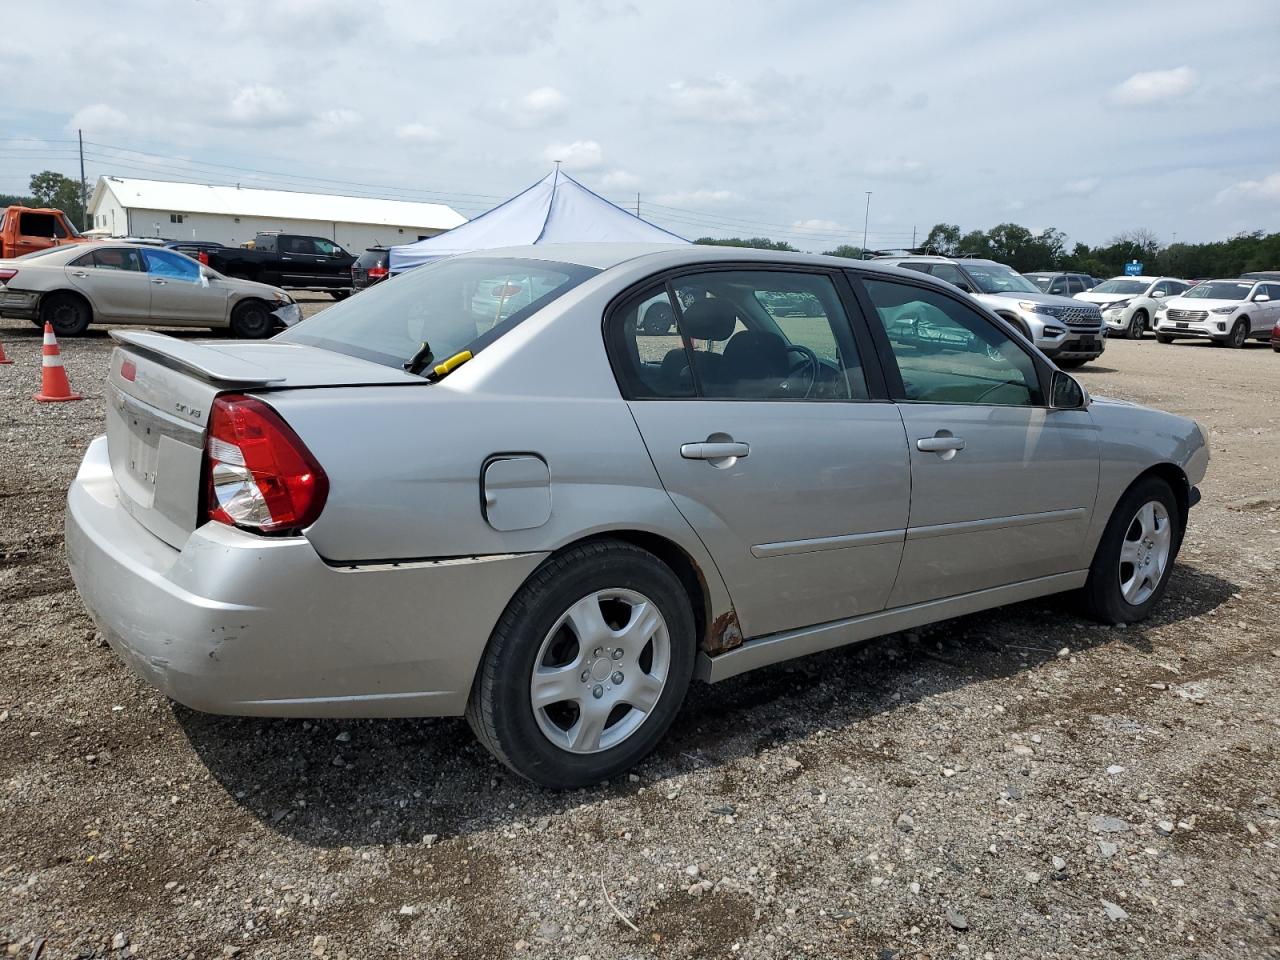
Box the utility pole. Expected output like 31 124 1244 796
636 193 641 218
862 191 872 256
78 129 88 231
911 225 917 250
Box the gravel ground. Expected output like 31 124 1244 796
2 305 1278 959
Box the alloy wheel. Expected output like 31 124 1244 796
530 588 671 754
1118 501 1172 606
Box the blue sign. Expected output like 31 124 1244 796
1124 260 1143 276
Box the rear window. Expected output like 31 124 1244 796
357 249 387 268
278 256 599 369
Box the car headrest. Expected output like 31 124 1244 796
681 299 738 341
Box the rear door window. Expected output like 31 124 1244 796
90 248 144 271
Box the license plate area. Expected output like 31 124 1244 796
1176 322 1189 329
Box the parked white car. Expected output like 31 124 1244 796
1152 278 1280 347
1076 276 1191 340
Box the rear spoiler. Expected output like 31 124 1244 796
109 331 284 386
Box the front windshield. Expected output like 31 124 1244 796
1092 279 1148 295
1184 281 1252 301
963 262 1041 295
1026 275 1053 292
278 256 599 369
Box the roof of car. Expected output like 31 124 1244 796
457 243 960 276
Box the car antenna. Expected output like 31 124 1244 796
403 340 434 376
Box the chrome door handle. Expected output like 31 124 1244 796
72 271 89 278
150 278 167 285
916 436 965 453
681 441 750 460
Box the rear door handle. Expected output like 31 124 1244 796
149 278 167 285
917 435 965 454
680 441 750 461
72 271 89 278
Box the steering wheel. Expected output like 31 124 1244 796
784 343 820 398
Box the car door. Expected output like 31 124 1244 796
853 273 1100 608
1258 284 1280 332
277 236 320 285
310 238 348 288
141 248 232 325
65 247 152 321
610 268 911 639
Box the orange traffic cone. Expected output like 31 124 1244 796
0 337 11 364
33 323 82 402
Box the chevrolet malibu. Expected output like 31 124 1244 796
66 244 1208 787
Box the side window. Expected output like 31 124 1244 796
142 248 200 282
91 248 143 272
1048 277 1068 295
671 271 867 400
927 263 970 289
608 272 869 401
607 285 695 399
862 278 1043 407
313 238 339 256
900 262 934 275
19 212 57 238
1066 276 1085 295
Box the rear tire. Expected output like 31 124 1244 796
466 539 696 788
1076 475 1181 624
40 291 92 337
228 299 274 339
1127 310 1148 339
329 290 350 301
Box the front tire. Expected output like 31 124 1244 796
466 539 696 788
330 290 350 301
1226 319 1248 348
40 292 92 337
1127 310 1148 339
1077 476 1181 624
228 299 275 339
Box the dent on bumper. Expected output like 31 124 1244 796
66 436 547 718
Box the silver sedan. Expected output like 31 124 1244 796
0 242 299 338
65 244 1208 787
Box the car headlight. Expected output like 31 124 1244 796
1105 299 1131 311
1209 305 1236 314
1017 301 1065 317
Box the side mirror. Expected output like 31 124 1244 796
1254 294 1271 302
1051 369 1089 410
1151 290 1166 298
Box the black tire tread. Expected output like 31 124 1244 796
466 538 691 787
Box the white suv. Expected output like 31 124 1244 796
1075 276 1191 340
874 256 1106 367
1153 278 1280 347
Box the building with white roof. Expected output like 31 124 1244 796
87 176 466 254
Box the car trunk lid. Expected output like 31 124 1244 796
105 331 419 548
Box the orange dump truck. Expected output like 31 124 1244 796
0 206 91 259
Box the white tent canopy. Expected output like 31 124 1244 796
389 168 687 271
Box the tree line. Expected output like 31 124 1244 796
695 224 1280 279
1 171 88 228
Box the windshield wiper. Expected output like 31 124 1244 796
403 340 435 376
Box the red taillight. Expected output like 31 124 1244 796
368 266 388 279
120 359 137 381
0 268 17 283
205 395 328 533
198 251 209 265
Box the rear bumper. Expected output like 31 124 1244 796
65 436 546 718
0 287 40 319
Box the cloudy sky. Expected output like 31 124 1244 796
2 0 1277 250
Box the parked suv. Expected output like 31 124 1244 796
873 256 1106 366
1075 276 1190 339
351 247 390 292
1024 271 1097 295
1153 278 1280 347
